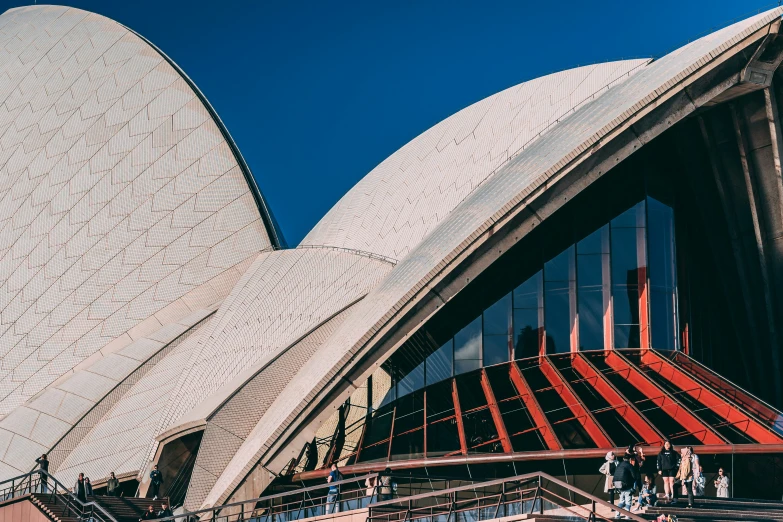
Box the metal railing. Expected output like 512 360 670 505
152 473 382 522
367 472 645 522
0 470 118 522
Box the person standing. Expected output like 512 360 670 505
693 465 705 497
714 468 730 498
379 468 393 502
74 473 87 503
148 465 163 500
599 451 619 506
656 440 679 502
106 472 120 497
675 447 694 508
612 455 638 519
364 476 377 505
35 454 49 494
85 477 93 497
325 463 342 514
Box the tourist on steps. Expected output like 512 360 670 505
140 504 157 520
714 468 730 498
656 440 678 502
599 451 618 506
85 477 93 496
74 473 87 503
149 464 163 500
35 454 49 494
612 454 638 519
107 472 120 497
674 447 695 509
157 503 173 518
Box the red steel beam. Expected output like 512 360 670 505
292 442 783 481
451 380 468 455
480 369 513 453
539 356 613 448
509 362 561 450
673 351 783 430
572 353 664 445
604 351 725 444
640 350 783 444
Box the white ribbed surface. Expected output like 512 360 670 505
301 60 650 261
200 7 783 508
54 315 213 482
55 247 391 482
0 5 270 420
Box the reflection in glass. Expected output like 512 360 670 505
610 201 646 348
455 316 482 374
483 293 511 365
426 340 453 385
397 361 424 396
648 197 678 350
577 226 609 350
545 246 575 353
513 272 542 359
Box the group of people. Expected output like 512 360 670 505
601 442 731 519
139 503 173 520
324 464 394 514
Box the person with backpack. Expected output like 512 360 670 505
599 451 619 506
656 440 679 503
613 455 639 519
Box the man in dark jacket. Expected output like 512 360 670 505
613 456 638 517
35 454 49 493
149 465 163 500
157 503 173 518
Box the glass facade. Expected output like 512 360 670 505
376 195 679 404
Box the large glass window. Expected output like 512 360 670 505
513 271 543 359
544 246 576 353
380 193 678 401
454 316 482 375
577 226 610 350
648 197 678 350
611 201 646 348
483 293 511 366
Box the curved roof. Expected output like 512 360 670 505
0 4 274 421
52 247 392 483
200 7 783 507
300 59 650 260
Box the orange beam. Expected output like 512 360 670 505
480 369 513 453
641 350 783 444
539 356 613 448
604 351 725 444
673 351 783 430
572 353 663 445
509 362 561 450
451 380 467 455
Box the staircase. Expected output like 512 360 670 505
643 497 783 521
94 496 169 521
29 494 80 522
30 494 169 522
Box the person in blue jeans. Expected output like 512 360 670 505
325 463 342 514
634 475 654 511
612 455 639 519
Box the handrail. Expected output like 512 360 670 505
152 472 381 522
368 471 646 522
0 470 119 522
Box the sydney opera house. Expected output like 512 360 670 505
3 3 783 521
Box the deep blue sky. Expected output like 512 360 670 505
2 1 778 244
